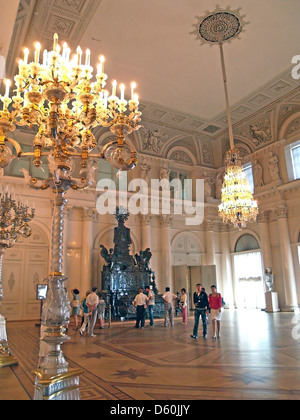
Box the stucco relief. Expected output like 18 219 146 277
200 140 214 166
286 117 300 137
141 129 169 154
169 151 193 165
237 116 272 148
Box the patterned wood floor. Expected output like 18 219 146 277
1 309 300 400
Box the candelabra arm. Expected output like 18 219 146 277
5 138 23 157
20 169 50 190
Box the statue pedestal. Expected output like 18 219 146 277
265 291 280 313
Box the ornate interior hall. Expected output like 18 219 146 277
0 0 300 402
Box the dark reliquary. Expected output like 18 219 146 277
100 208 164 319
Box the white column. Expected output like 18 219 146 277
258 210 273 269
205 220 216 266
80 208 96 294
140 214 152 251
220 224 234 308
160 215 173 293
275 206 298 309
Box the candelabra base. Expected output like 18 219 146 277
0 342 18 368
33 368 83 400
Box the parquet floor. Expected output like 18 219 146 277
1 309 300 400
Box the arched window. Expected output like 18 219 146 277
235 234 260 253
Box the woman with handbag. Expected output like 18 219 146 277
71 288 81 330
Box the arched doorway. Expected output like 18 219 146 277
171 232 203 308
233 234 265 309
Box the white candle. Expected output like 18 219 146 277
76 46 82 66
131 82 136 100
120 83 125 101
112 80 117 96
53 33 58 51
24 48 29 65
43 49 48 66
4 79 11 98
85 49 91 67
34 42 41 63
99 55 105 74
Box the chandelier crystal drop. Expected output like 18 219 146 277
218 149 258 230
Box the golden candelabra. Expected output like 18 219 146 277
0 33 142 400
0 33 141 179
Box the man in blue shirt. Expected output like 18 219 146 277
191 283 209 339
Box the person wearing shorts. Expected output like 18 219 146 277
208 285 223 340
97 294 106 329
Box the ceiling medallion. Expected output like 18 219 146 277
192 6 249 45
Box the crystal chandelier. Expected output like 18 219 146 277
218 148 258 229
0 186 35 368
0 33 142 399
195 7 258 229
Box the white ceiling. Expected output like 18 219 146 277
77 0 300 121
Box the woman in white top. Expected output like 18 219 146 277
180 288 188 324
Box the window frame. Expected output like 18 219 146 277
285 139 300 181
242 162 254 194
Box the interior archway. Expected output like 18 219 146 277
233 234 264 309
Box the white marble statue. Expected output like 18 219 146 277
253 160 264 187
268 152 281 182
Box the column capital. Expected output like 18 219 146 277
257 210 270 223
82 207 97 222
204 220 215 231
140 214 152 225
274 206 288 220
219 223 230 233
160 215 173 227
